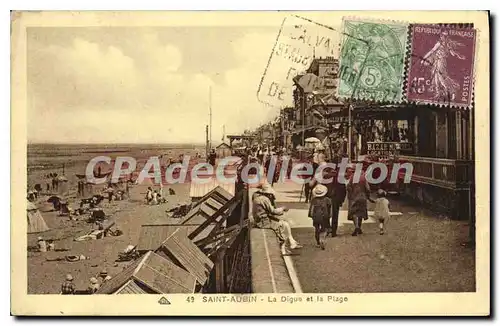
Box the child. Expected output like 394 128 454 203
308 185 332 250
374 189 390 235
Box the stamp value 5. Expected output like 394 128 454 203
337 19 409 102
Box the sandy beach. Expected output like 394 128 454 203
27 143 203 294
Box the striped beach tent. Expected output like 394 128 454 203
27 200 50 233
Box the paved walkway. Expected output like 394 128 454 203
251 179 475 293
269 181 402 228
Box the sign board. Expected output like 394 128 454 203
297 73 320 93
257 15 340 108
367 142 414 157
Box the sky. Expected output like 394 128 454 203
27 26 283 144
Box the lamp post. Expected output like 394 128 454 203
302 91 306 147
348 103 352 162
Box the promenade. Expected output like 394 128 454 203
252 180 475 293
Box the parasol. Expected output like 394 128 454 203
305 137 321 144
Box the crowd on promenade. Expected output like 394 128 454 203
248 142 391 254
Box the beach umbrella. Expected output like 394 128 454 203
305 137 321 144
47 195 61 203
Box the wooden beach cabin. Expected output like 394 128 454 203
96 251 197 294
216 142 232 159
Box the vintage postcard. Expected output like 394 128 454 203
11 11 490 316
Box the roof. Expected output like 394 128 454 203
311 92 343 106
137 225 189 252
216 143 231 149
158 229 214 286
184 186 234 224
96 257 142 294
307 57 338 74
115 280 152 294
96 251 197 294
136 224 214 252
226 135 255 140
189 179 235 199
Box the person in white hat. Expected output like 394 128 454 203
61 274 75 295
373 189 390 235
308 161 346 237
87 277 100 294
252 183 302 254
37 236 47 253
308 184 332 250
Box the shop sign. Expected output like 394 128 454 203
367 142 413 156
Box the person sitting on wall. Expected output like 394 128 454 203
252 183 303 255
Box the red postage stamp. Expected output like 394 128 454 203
406 24 476 107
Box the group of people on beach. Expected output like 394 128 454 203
61 269 112 295
145 185 171 205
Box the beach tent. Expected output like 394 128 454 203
55 175 69 196
27 200 50 233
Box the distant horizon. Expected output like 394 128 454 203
27 141 207 145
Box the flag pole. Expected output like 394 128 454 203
209 86 212 150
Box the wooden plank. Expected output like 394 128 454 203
137 225 188 252
143 252 197 293
115 280 151 294
134 264 195 293
199 202 218 218
189 185 218 206
205 197 224 210
215 251 225 292
182 205 201 222
213 186 234 202
188 193 241 241
161 230 214 285
96 258 142 294
194 223 244 248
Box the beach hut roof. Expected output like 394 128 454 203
157 229 214 286
216 142 231 149
96 251 196 294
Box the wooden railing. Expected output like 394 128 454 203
398 155 473 190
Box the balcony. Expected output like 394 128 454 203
398 155 473 190
397 156 473 220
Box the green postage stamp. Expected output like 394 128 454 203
338 19 408 102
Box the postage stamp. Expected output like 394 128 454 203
406 24 476 107
337 19 409 102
